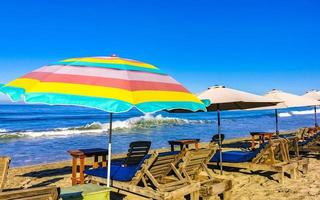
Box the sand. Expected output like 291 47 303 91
4 137 320 200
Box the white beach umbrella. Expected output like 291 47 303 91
198 85 281 174
303 90 320 101
261 89 320 134
302 90 320 127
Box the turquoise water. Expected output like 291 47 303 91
0 104 318 166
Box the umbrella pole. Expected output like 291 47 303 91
314 106 318 127
107 113 113 187
275 109 279 137
217 105 223 174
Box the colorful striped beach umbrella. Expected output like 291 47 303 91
0 55 206 187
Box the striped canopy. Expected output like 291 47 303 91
0 56 206 113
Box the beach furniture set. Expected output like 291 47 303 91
209 138 302 184
85 141 231 200
286 127 320 154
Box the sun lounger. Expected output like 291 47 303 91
85 151 201 200
285 137 309 174
112 141 151 166
0 156 11 192
0 186 59 200
290 130 320 153
208 138 298 184
178 144 232 200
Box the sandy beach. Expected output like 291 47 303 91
4 136 320 200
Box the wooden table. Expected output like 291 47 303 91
68 148 108 185
168 139 200 151
250 132 273 149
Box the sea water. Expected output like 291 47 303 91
0 104 318 166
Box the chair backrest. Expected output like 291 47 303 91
0 186 59 200
178 144 218 181
296 127 310 140
148 151 181 178
0 156 11 192
124 141 151 166
252 138 290 164
286 137 300 158
211 134 225 144
130 151 186 191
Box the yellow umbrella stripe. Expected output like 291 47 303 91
61 57 158 70
8 78 202 104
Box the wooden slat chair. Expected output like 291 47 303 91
0 186 59 200
85 151 201 200
278 137 309 174
0 156 11 192
290 131 320 153
208 138 298 184
178 144 232 200
296 127 309 140
112 141 151 166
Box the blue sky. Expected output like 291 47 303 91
0 0 319 102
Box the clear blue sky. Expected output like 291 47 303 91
0 0 319 102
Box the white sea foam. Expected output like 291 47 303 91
279 108 319 118
0 114 208 139
291 109 317 115
278 112 292 117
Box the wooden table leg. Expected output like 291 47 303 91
180 144 184 151
102 155 107 167
71 156 77 185
93 155 99 168
251 136 255 149
79 155 85 184
171 144 174 152
195 143 199 150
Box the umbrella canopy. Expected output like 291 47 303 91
302 90 320 127
264 89 320 108
0 55 207 187
0 55 206 113
198 85 281 111
197 85 280 174
303 90 320 101
255 89 320 133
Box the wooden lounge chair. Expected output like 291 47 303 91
0 186 59 200
295 127 320 141
279 137 309 174
289 130 320 153
178 144 232 200
112 141 151 166
208 138 298 184
0 156 11 192
85 151 200 200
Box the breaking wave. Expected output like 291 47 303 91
279 108 319 118
0 114 210 139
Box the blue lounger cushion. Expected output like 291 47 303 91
85 164 139 181
211 151 257 163
210 143 266 163
298 132 320 146
84 151 180 182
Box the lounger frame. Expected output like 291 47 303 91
0 156 11 192
0 186 59 200
88 151 201 200
208 139 298 184
178 144 232 200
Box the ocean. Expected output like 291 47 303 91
0 104 318 167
